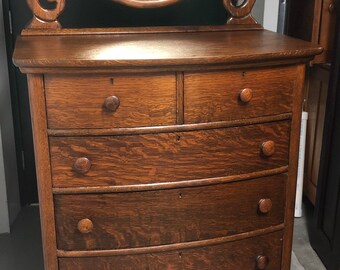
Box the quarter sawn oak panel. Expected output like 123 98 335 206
55 175 285 250
58 231 283 270
50 121 290 188
45 73 177 129
184 66 295 123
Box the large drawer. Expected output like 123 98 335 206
58 231 283 269
184 66 296 124
50 121 290 188
55 174 285 251
45 73 177 129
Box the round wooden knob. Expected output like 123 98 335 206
256 255 269 269
73 157 91 174
329 2 336 13
261 141 275 157
104 96 120 112
77 219 94 234
258 199 273 214
239 88 253 103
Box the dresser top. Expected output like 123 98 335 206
13 29 322 71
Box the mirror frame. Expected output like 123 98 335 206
113 0 180 8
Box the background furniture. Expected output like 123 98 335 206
13 0 321 269
287 0 336 204
309 11 340 269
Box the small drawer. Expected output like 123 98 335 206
50 121 290 188
54 174 285 251
184 66 297 124
45 73 177 129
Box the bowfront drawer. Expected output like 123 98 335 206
50 120 290 188
45 73 177 129
58 231 283 269
55 174 285 251
184 66 297 124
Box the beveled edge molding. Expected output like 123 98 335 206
57 224 284 257
48 113 292 137
53 166 288 195
21 24 263 36
23 0 259 31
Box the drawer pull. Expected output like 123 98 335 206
104 96 120 112
261 141 275 157
77 219 94 234
239 88 253 103
256 255 269 269
74 157 91 174
258 199 273 214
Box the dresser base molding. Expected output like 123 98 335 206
57 225 284 258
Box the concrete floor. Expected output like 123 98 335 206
0 203 326 270
292 202 326 270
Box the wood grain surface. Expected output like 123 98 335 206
50 121 290 188
281 65 305 269
55 174 285 251
184 66 295 123
13 30 322 69
45 73 176 129
58 231 283 269
27 75 59 270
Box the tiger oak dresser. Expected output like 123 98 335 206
13 0 322 269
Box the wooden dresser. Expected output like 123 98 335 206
13 0 322 269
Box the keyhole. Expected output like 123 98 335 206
179 192 183 199
176 135 181 142
110 78 115 85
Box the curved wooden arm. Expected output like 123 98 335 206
224 0 257 24
113 0 180 8
26 0 66 29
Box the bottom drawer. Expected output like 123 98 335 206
58 231 283 270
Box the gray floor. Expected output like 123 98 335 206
292 203 326 270
0 204 326 270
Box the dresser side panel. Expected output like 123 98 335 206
27 74 58 270
281 64 306 270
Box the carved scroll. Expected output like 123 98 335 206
224 0 257 25
113 0 180 9
26 0 66 29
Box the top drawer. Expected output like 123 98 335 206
184 66 297 124
45 73 177 129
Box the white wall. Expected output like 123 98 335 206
252 0 265 25
263 0 280 32
0 0 21 233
